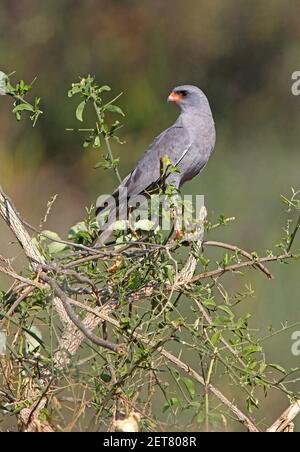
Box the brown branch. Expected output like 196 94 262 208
5 286 35 317
0 185 71 326
0 264 45 290
287 214 300 253
0 187 44 265
71 302 259 432
52 284 157 369
28 249 297 374
54 269 300 433
191 295 247 369
203 240 274 279
41 272 125 355
0 186 298 432
190 253 296 284
45 232 284 358
159 347 260 432
267 400 300 432
0 186 74 430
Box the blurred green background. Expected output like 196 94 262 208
0 0 300 430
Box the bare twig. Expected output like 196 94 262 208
0 264 45 290
203 240 274 279
1 185 299 432
190 253 296 284
287 214 300 253
5 286 35 318
159 347 259 432
41 272 125 355
82 305 260 432
0 185 71 326
267 400 300 432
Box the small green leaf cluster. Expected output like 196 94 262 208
68 76 125 175
0 71 42 126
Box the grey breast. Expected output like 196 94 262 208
178 111 216 186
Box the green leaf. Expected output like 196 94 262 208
94 157 120 170
268 363 286 374
162 155 172 166
134 219 154 231
40 230 67 255
99 85 111 93
213 315 232 326
93 135 101 148
41 230 60 241
259 362 267 374
94 161 113 169
246 396 259 413
210 331 221 347
198 255 210 267
104 104 125 116
114 220 129 230
0 330 6 355
243 345 262 357
119 317 131 329
41 230 57 240
218 305 234 318
76 100 86 122
83 136 94 148
13 103 34 113
101 123 109 134
223 253 230 265
162 397 180 412
68 85 81 97
100 372 111 383
202 299 216 309
48 241 67 255
25 326 43 354
165 264 174 284
181 377 196 399
68 221 89 238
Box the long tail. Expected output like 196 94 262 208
95 190 129 246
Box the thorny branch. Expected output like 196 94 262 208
0 185 300 432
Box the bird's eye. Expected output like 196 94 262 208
179 90 188 97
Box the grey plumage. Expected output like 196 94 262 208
96 84 216 244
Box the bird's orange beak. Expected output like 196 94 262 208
168 91 182 103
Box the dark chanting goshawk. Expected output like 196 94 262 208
96 85 216 244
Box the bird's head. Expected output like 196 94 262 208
168 85 210 113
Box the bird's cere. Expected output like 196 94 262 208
168 91 182 103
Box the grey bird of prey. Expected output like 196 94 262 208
96 84 216 244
